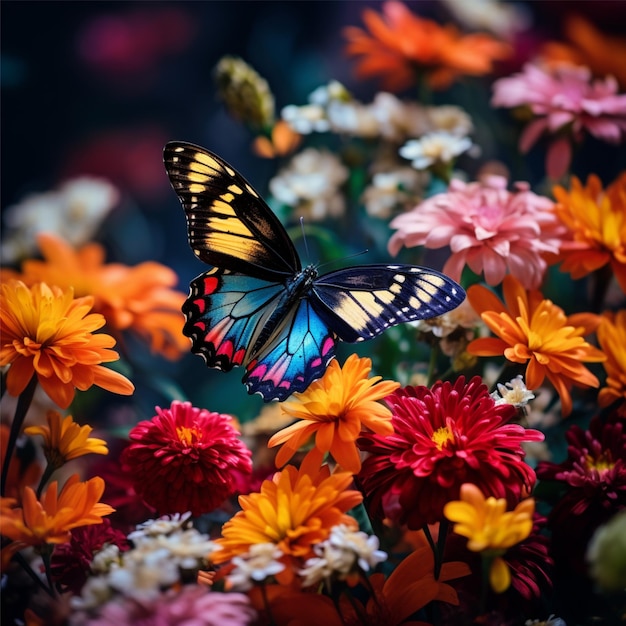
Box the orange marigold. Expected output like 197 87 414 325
0 281 134 409
213 454 363 584
552 173 626 293
344 0 510 91
269 354 399 474
12 233 188 360
597 310 626 413
467 275 606 416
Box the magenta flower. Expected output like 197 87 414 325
388 175 562 289
77 586 256 626
121 401 252 517
492 63 626 179
357 376 544 529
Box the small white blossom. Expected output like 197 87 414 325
362 167 428 219
400 132 473 170
128 512 193 541
525 615 567 626
91 544 122 574
426 105 474 137
491 375 535 408
308 80 351 106
281 104 330 134
227 543 286 591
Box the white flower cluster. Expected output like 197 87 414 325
299 524 387 588
1 177 119 263
226 543 286 591
72 513 220 611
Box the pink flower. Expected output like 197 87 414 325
75 586 256 626
121 401 252 517
388 175 562 289
492 63 626 179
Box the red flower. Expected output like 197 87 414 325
121 401 252 516
536 411 626 572
50 518 129 594
357 376 543 529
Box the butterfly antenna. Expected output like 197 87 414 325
300 216 312 264
316 248 370 271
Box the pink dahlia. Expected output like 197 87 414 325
492 63 626 179
357 376 543 529
388 175 562 289
121 401 252 516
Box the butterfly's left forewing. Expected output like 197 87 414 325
311 265 466 343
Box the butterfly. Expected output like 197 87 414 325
164 141 465 402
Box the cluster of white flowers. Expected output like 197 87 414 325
299 524 387 588
269 148 349 220
226 543 286 591
1 176 119 263
72 513 220 611
399 132 474 170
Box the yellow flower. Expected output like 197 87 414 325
552 173 626 293
24 411 108 469
0 281 134 409
444 482 535 593
597 310 626 413
0 474 114 565
269 354 399 473
213 455 363 584
467 274 606 416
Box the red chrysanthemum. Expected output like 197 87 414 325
536 410 626 572
50 518 129 594
357 376 543 529
121 401 252 516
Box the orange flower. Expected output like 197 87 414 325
467 275 606 416
597 310 626 413
269 354 398 473
250 531 469 625
213 454 363 583
552 173 626 293
14 233 188 359
252 120 302 159
0 475 114 564
344 0 510 91
24 410 108 469
0 280 134 409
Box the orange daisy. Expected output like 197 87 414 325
551 173 626 293
597 310 626 413
213 454 363 584
0 281 134 409
344 0 510 91
0 474 114 565
24 411 108 470
467 275 606 416
12 233 188 360
268 353 399 474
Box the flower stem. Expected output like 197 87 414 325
14 550 55 598
426 343 441 387
1 374 38 496
40 545 56 596
36 461 59 499
260 583 277 626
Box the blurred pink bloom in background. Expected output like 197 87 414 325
492 63 626 179
388 175 563 289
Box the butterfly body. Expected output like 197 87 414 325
165 141 466 402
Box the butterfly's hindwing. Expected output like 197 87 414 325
312 265 466 343
164 142 300 280
182 269 285 372
244 298 336 402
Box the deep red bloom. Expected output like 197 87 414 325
536 411 626 572
50 518 129 594
357 376 543 529
121 401 252 517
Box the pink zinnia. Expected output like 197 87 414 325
492 63 626 179
388 175 562 289
121 401 252 517
357 376 543 529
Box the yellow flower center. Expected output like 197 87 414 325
432 425 455 450
177 425 202 446
586 451 615 473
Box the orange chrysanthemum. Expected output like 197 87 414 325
0 474 114 565
24 410 108 469
10 233 188 359
213 455 363 583
269 354 399 473
0 281 134 409
467 275 606 416
344 0 510 91
552 173 626 293
597 310 626 413
252 120 302 159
